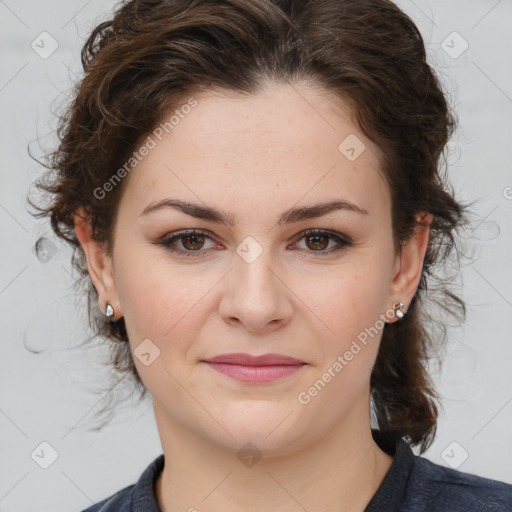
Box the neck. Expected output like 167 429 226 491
154 402 394 512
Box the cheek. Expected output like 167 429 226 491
114 249 191 343
307 259 389 344
297 262 392 408
299 265 389 413
112 233 231 389
114 254 204 394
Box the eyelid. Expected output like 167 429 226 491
156 229 219 256
154 228 352 256
157 228 216 244
290 228 353 245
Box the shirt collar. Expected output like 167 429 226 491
131 453 164 512
128 429 414 512
364 429 415 511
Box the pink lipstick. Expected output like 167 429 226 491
201 353 306 384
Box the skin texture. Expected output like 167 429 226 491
75 81 432 512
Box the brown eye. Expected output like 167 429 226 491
304 234 330 251
156 228 351 258
292 229 352 255
181 233 206 251
156 229 218 257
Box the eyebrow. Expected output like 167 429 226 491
139 198 369 226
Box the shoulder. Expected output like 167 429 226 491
80 484 134 512
406 454 512 511
79 453 165 512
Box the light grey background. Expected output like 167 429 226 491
0 0 511 510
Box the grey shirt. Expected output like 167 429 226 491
81 429 512 511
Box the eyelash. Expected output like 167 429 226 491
154 228 352 257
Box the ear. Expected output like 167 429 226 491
387 211 433 322
74 207 122 320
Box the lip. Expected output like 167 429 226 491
201 353 307 384
202 353 305 365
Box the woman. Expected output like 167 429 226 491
29 0 512 510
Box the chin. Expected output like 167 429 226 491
206 416 306 457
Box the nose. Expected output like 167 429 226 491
218 244 293 333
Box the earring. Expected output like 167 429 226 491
393 301 405 320
105 303 114 320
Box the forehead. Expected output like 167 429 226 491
119 82 390 219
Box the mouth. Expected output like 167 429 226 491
200 353 307 384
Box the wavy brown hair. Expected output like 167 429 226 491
28 0 471 453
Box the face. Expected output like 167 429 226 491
77 81 429 455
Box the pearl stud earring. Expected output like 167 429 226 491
393 301 405 319
105 303 114 319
